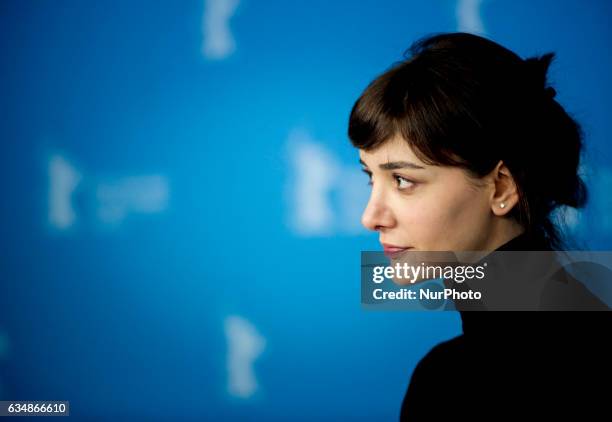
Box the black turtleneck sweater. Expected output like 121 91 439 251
400 232 610 420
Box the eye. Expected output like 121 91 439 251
394 174 416 191
361 169 373 186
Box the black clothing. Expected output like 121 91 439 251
400 232 611 420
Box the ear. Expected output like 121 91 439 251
489 160 519 216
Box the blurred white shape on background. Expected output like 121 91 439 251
47 153 170 230
553 206 580 230
202 0 240 59
286 129 369 236
96 175 169 225
551 162 589 231
287 130 338 236
457 0 486 34
48 154 82 229
224 315 265 398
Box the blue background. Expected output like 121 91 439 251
1 0 611 420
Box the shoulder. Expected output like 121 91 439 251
413 335 466 370
400 335 470 420
401 336 467 398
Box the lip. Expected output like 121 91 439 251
381 243 413 258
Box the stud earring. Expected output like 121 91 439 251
500 203 506 209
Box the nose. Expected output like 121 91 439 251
361 191 395 232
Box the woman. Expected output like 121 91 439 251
348 33 609 419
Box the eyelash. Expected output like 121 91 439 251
361 169 416 191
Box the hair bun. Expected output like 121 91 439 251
523 52 555 94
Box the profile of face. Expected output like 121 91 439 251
359 135 522 254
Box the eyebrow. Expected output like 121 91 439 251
359 159 426 170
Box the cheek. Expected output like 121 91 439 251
395 181 488 249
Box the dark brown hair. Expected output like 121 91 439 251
348 32 587 250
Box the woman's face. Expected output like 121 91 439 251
359 136 501 252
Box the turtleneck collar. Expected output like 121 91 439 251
459 230 552 334
494 230 551 252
